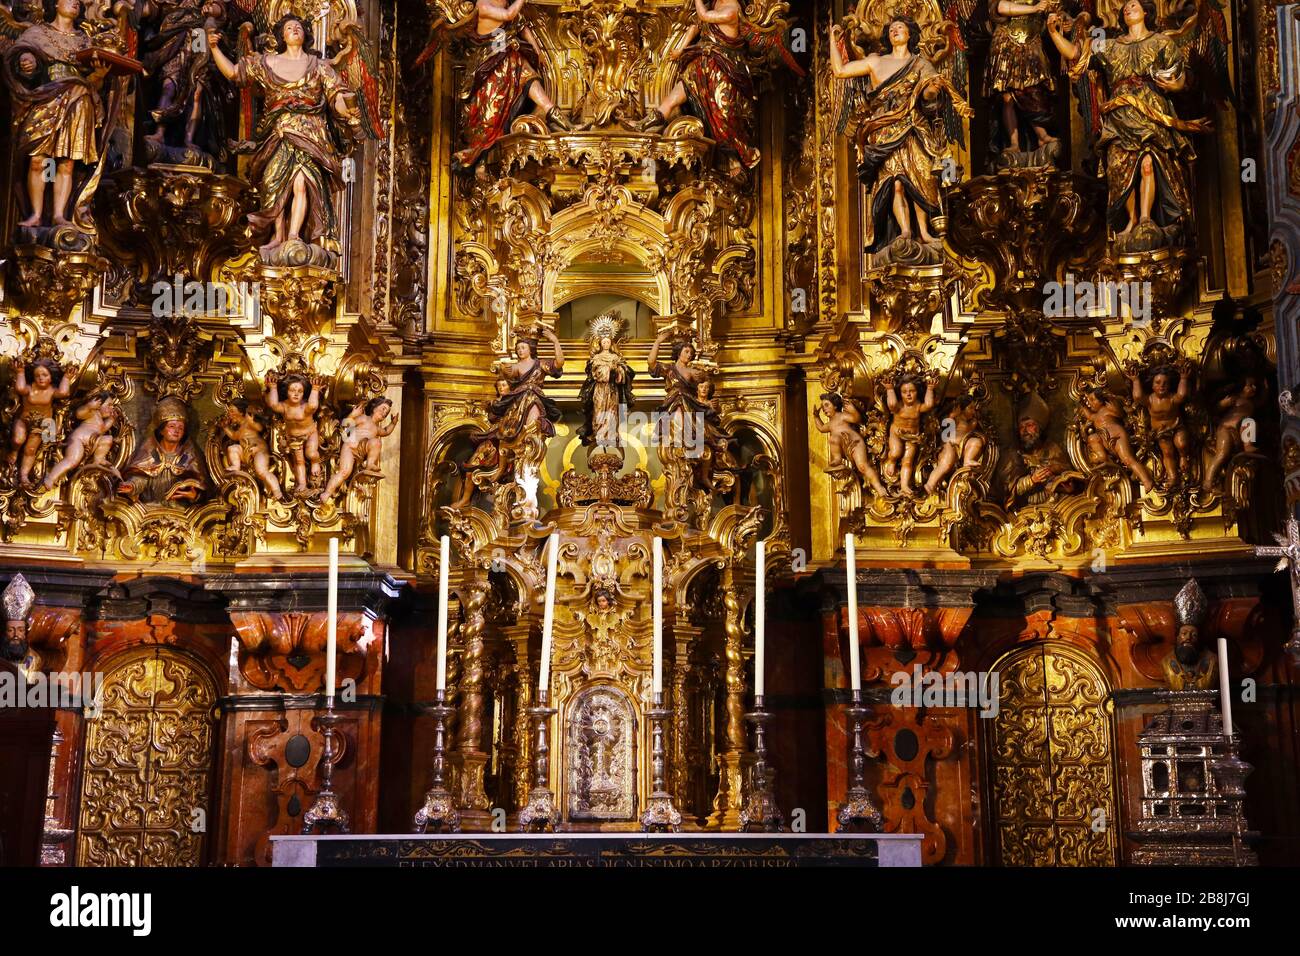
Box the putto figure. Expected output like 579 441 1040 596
8 357 73 487
2 0 112 232
116 399 208 503
880 371 936 497
813 391 888 498
319 396 399 503
264 371 323 494
1202 375 1262 493
639 0 804 170
1129 363 1191 487
830 15 968 262
578 310 634 450
220 399 287 503
206 14 379 264
923 394 987 496
41 391 119 490
1078 385 1155 492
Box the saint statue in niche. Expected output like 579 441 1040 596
578 310 634 450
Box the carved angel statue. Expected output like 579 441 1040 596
879 369 937 497
1046 0 1230 252
264 371 324 494
923 393 987 496
830 10 971 264
206 11 383 264
491 326 565 445
416 0 571 169
452 377 512 509
1201 373 1263 493
318 396 398 502
8 356 73 487
638 0 805 170
0 0 136 238
813 391 889 498
220 398 287 502
41 390 119 490
1128 361 1192 488
136 0 233 166
1076 384 1155 492
983 0 1063 165
578 310 635 449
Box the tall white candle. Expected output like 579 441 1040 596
326 537 338 700
652 537 663 696
1217 637 1233 737
540 533 559 696
755 539 766 700
846 533 860 692
435 534 450 692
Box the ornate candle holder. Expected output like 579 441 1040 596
837 691 883 831
739 696 784 832
302 697 351 835
413 690 461 833
640 693 682 832
518 689 560 832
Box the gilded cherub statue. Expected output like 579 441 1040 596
8 357 73 487
638 0 804 170
879 370 936 498
40 391 119 490
813 391 888 498
206 12 382 264
318 396 399 503
923 394 988 497
220 398 287 503
264 371 323 494
1046 0 1230 252
1129 362 1192 488
416 0 572 169
1077 384 1155 493
1202 374 1263 493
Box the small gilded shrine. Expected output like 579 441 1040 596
0 0 1299 868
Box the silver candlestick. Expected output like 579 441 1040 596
518 689 559 832
640 693 682 831
739 695 784 832
837 690 882 831
302 696 351 834
413 689 461 833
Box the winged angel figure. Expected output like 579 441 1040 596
415 0 572 169
204 1 384 265
829 0 973 266
1045 0 1231 253
636 0 805 171
0 0 137 241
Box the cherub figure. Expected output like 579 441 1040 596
923 395 987 496
1078 386 1155 492
881 372 936 497
264 371 323 493
40 393 119 490
452 378 512 509
220 399 287 503
318 396 399 502
813 392 888 497
9 358 73 486
1202 375 1262 492
1130 363 1191 487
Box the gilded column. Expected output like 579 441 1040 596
708 574 750 829
671 625 699 813
451 584 491 827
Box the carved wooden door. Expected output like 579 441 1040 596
77 647 217 866
988 644 1117 866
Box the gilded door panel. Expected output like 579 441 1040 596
990 644 1117 866
77 648 217 867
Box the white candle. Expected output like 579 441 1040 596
846 533 860 692
1217 637 1233 737
435 534 450 692
755 539 766 700
652 537 663 696
540 533 559 696
326 537 338 700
